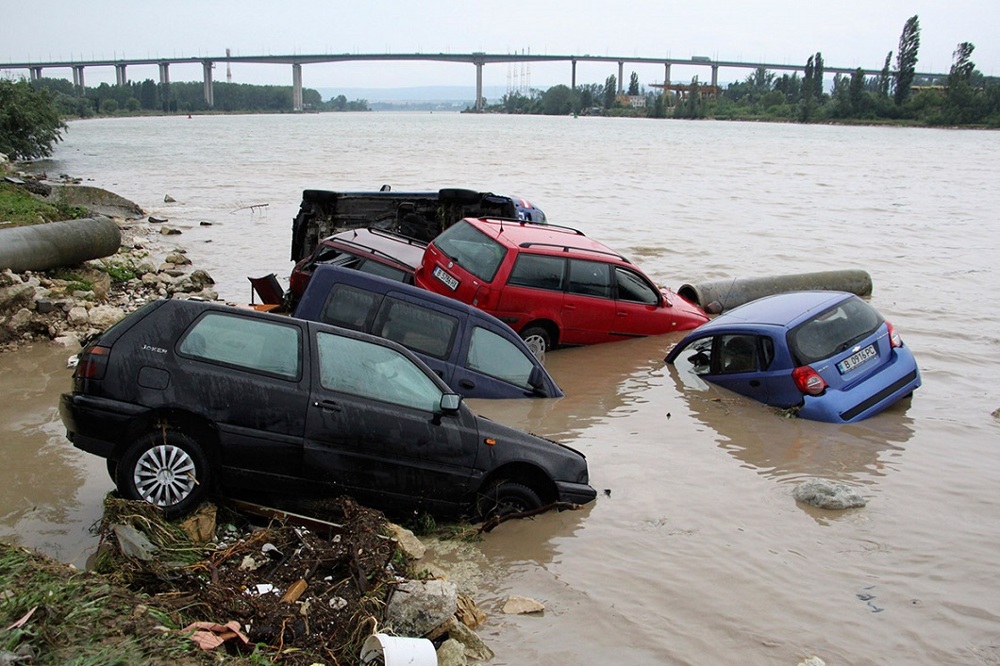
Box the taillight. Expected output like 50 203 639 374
76 345 111 380
792 365 827 396
886 321 903 348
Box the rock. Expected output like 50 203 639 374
793 479 866 510
502 595 545 614
443 620 494 662
386 578 458 637
165 252 191 266
456 594 486 628
164 194 176 203
159 227 182 236
188 269 215 288
66 306 90 326
88 304 125 330
34 298 54 314
436 638 468 666
387 523 426 560
799 657 826 666
148 215 168 224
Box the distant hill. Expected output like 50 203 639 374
315 85 513 110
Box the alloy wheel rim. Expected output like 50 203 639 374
523 335 546 361
133 444 197 507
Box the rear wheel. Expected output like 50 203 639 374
116 430 210 518
520 326 552 360
477 481 542 520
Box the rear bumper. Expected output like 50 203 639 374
799 347 922 423
59 392 149 459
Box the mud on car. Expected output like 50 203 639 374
59 299 595 519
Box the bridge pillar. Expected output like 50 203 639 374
664 62 671 85
292 63 303 111
202 60 214 107
618 61 624 94
711 64 719 88
72 65 85 95
30 67 42 81
475 61 484 111
159 62 171 112
115 64 127 86
571 58 577 90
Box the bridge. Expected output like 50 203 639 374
0 52 948 112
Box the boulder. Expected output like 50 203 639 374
436 638 468 666
793 479 866 510
387 523 426 560
386 579 458 637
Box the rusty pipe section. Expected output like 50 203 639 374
0 217 122 272
677 269 873 314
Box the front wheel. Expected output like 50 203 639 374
520 326 552 360
116 430 210 518
477 481 542 520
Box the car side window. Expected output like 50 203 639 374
374 297 458 360
615 267 660 305
316 331 443 412
568 259 611 298
358 260 408 283
179 312 301 380
466 326 535 389
716 334 759 374
507 254 565 291
320 284 382 331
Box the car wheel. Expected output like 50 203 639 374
520 326 551 360
116 430 210 518
106 458 118 482
477 481 542 520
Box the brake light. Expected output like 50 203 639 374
886 321 903 348
76 345 110 380
792 365 827 396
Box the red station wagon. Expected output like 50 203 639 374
414 218 708 354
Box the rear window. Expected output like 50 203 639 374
179 312 301 380
789 296 884 364
508 254 565 291
432 222 507 282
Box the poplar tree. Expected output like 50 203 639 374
893 15 921 106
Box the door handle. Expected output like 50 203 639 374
314 399 342 412
459 379 475 389
564 304 576 310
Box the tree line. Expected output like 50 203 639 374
484 15 1000 127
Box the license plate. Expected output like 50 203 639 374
837 344 877 374
432 265 459 291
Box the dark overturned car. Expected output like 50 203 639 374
59 299 595 519
290 186 546 267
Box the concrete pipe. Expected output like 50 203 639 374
677 269 873 314
0 217 122 273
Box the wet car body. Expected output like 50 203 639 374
58 299 595 518
665 291 921 423
294 264 563 399
414 217 708 353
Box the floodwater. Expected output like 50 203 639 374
4 113 1000 664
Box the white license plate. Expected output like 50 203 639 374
432 265 459 291
837 344 877 374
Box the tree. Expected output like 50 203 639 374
893 15 921 106
603 75 617 109
628 71 640 96
877 52 893 98
0 79 67 160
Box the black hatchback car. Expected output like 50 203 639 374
59 299 595 518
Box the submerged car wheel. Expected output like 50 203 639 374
520 326 552 359
116 430 210 518
477 481 543 520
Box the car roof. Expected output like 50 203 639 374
324 228 426 269
460 218 630 263
697 290 854 331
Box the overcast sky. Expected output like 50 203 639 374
2 0 998 91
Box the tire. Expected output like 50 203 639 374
477 481 542 520
438 188 481 205
520 325 552 360
116 430 210 518
106 458 118 483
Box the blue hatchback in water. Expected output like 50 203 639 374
664 291 921 422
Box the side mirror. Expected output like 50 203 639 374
440 393 462 414
528 365 549 397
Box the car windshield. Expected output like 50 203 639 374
788 296 884 364
432 222 507 282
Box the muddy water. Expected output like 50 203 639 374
4 114 1000 664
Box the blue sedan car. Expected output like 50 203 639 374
664 291 921 423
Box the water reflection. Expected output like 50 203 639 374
664 362 915 483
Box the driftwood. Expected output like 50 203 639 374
479 502 582 533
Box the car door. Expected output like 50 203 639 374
562 259 617 344
453 322 553 398
613 266 669 337
302 328 482 508
704 333 772 404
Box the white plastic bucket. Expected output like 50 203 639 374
360 633 437 665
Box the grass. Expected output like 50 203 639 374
0 542 212 666
0 182 89 228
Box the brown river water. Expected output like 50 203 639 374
3 114 999 664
